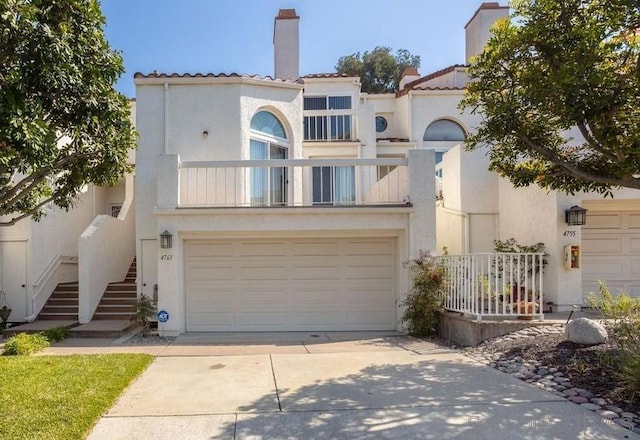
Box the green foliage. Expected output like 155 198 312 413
401 251 446 336
136 293 156 329
461 0 640 194
0 0 136 226
42 326 69 342
493 238 546 289
587 282 640 397
0 354 153 439
493 238 545 255
336 46 420 93
2 332 50 355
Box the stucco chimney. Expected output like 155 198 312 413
399 67 421 90
273 9 300 80
465 2 509 63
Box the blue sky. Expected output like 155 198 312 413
102 0 504 97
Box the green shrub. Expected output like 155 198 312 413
2 333 50 356
587 282 640 397
42 326 69 342
135 294 156 329
401 251 446 336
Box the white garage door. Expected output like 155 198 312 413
185 238 396 331
582 211 640 298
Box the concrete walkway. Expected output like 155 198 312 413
41 332 639 439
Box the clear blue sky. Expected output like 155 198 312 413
102 0 503 97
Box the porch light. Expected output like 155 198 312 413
159 230 173 249
565 206 587 226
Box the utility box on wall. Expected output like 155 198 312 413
564 244 580 269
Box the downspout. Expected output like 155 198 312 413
164 83 170 154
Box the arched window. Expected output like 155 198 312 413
423 119 466 142
249 111 288 206
251 111 287 139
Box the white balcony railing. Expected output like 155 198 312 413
439 253 545 321
178 158 409 208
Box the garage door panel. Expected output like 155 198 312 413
629 237 640 251
345 240 393 256
240 288 287 304
586 213 621 229
346 264 393 279
582 236 623 253
185 237 396 331
186 242 234 257
239 242 287 257
240 264 288 280
292 241 339 256
629 214 640 228
292 264 340 280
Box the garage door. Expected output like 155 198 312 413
582 211 640 298
185 238 396 331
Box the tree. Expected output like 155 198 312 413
462 0 640 195
336 46 421 93
0 0 136 226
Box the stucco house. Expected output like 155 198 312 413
2 2 638 336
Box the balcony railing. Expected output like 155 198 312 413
439 253 545 321
178 158 409 208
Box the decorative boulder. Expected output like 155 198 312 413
564 317 607 345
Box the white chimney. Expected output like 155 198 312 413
465 2 509 64
273 9 300 80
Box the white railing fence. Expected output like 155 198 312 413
439 253 545 320
179 158 409 208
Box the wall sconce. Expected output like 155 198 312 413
565 205 587 226
202 130 209 139
159 230 173 249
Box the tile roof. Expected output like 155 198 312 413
301 73 354 79
133 72 298 83
396 64 467 97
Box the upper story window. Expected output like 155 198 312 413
303 95 354 141
251 110 287 139
250 111 288 206
423 119 466 142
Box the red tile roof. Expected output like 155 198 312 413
301 73 353 79
133 72 298 83
396 64 467 96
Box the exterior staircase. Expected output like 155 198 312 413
92 259 137 321
37 282 79 320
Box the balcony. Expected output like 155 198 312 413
178 158 410 208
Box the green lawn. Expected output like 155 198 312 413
0 354 153 440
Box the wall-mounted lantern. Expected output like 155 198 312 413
159 230 173 249
565 206 588 226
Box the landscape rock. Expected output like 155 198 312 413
564 317 607 345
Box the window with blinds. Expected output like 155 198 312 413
303 95 353 141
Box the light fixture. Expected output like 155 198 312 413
202 130 209 139
565 206 587 226
159 230 173 249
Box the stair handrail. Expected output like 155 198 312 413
26 254 78 322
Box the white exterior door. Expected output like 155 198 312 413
184 237 396 331
140 239 158 299
0 241 28 322
582 211 640 298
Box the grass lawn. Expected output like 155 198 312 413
0 354 153 440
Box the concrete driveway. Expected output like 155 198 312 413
83 332 638 440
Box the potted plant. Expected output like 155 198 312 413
0 290 11 330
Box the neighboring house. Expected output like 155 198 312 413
0 101 136 325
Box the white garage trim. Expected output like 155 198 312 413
184 237 396 331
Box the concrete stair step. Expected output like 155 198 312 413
47 298 79 306
96 305 136 313
41 306 78 314
92 313 136 321
38 313 78 320
48 292 79 299
68 320 137 338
